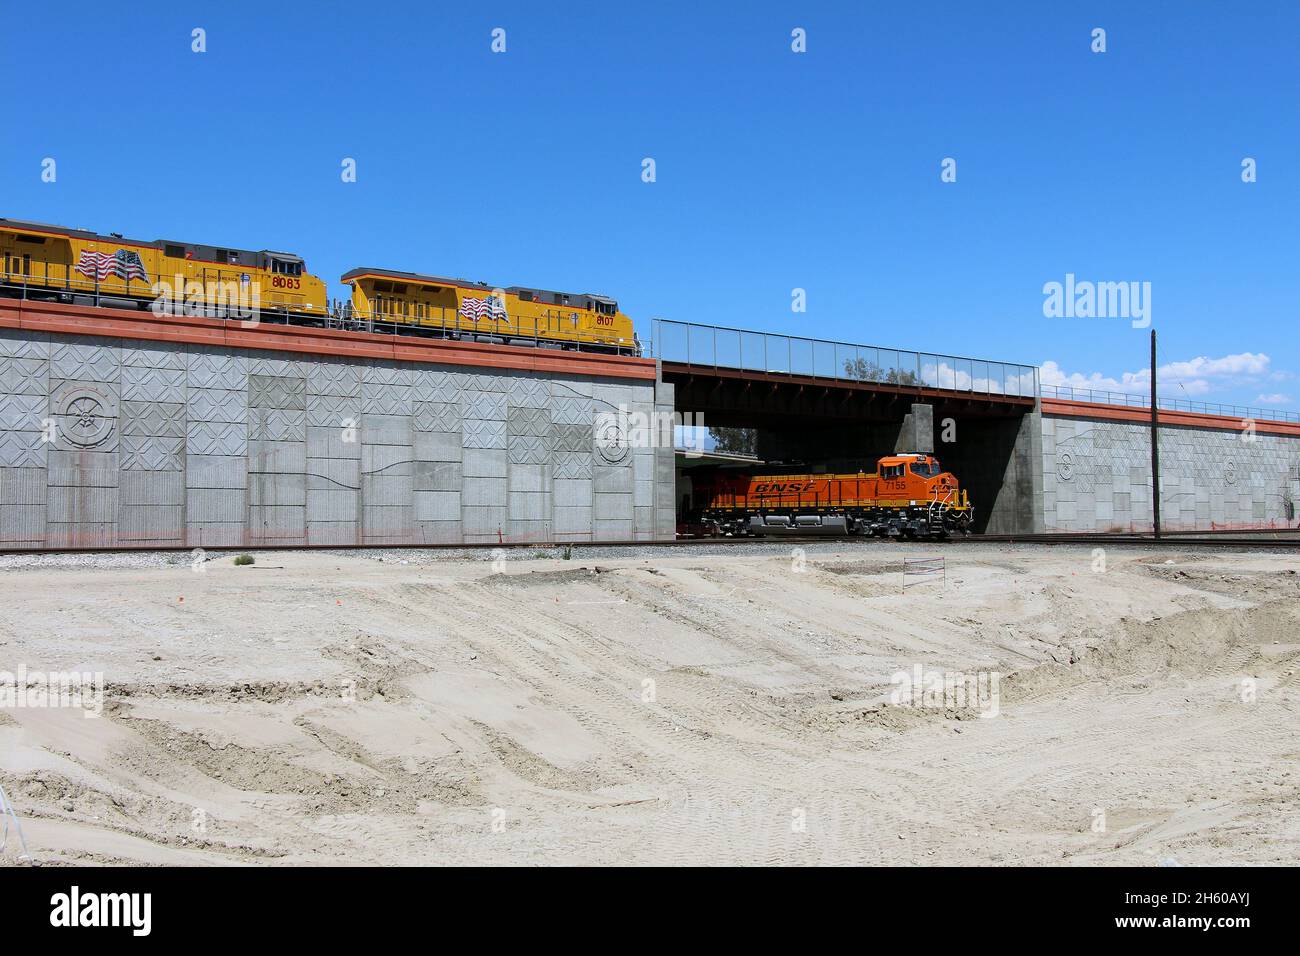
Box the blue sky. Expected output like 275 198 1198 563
3 1 1296 409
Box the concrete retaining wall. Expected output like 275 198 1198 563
1042 414 1300 532
0 328 676 548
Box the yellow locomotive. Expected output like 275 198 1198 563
0 218 329 317
340 267 638 354
0 216 640 354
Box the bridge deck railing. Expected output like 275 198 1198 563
651 318 1040 399
1041 384 1300 424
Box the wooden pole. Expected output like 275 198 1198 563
1150 329 1161 539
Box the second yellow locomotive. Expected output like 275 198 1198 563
341 267 638 354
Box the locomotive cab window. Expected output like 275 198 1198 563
881 465 905 479
910 460 939 478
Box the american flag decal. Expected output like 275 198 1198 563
458 294 507 322
75 248 151 284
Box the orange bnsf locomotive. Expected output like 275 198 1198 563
688 454 974 539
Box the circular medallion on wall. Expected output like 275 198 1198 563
594 416 630 465
1058 452 1074 481
55 386 116 449
1225 459 1237 485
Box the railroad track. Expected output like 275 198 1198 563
3 530 1298 556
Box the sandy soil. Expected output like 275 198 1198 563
0 542 1296 866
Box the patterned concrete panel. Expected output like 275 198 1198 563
508 406 550 437
249 374 306 410
554 453 593 479
0 358 48 396
413 401 461 433
508 435 548 465
306 394 360 429
0 332 50 358
187 421 247 456
249 408 306 443
120 435 185 471
463 419 506 449
0 431 46 468
120 365 181 402
121 344 186 370
188 388 246 423
361 384 412 416
50 340 119 382
463 373 506 393
551 395 593 424
463 391 507 421
1043 415 1300 531
308 362 362 397
187 351 247 390
121 401 185 437
249 355 308 379
550 424 591 453
0 329 673 546
0 393 46 431
508 377 550 408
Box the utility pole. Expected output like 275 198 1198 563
1150 329 1161 539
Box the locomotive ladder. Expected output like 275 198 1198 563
926 489 956 533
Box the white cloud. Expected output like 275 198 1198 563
1040 352 1274 400
1254 393 1291 406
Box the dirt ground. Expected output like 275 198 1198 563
0 542 1296 866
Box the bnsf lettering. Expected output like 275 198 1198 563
753 481 814 495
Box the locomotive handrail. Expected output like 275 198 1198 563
0 262 638 355
650 318 1041 399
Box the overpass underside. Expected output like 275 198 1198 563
663 363 1044 534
